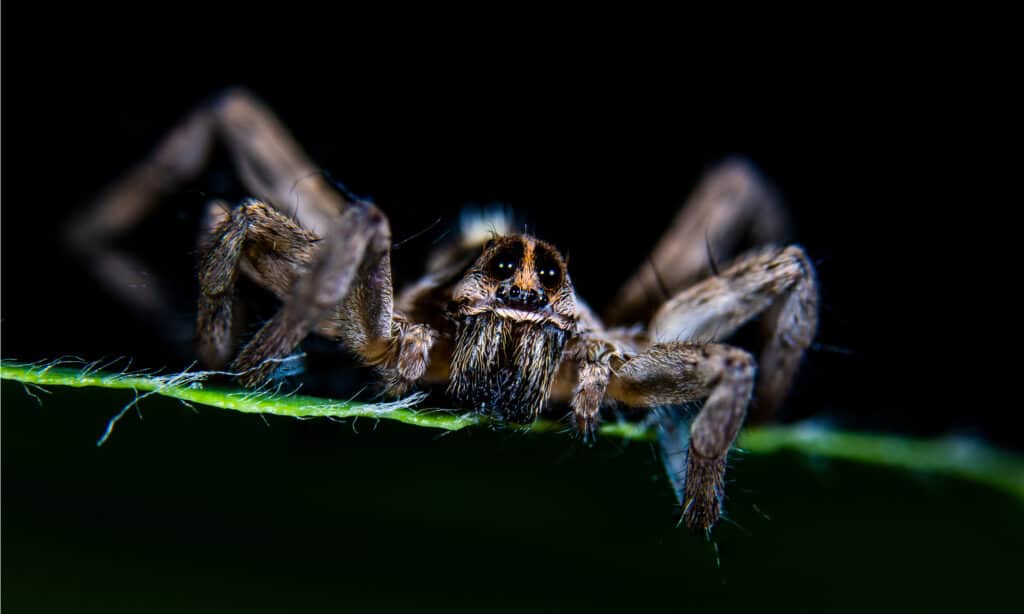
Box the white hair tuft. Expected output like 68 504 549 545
459 206 515 247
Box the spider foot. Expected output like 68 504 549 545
396 323 434 382
377 323 435 397
231 341 306 389
380 369 417 397
235 360 276 388
573 411 599 445
679 447 726 531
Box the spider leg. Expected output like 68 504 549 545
65 89 435 390
591 246 816 529
228 198 390 387
548 298 646 439
649 245 819 421
198 198 435 392
196 199 319 369
606 342 756 531
66 89 346 345
605 158 789 325
568 344 613 441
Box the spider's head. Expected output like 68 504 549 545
447 234 577 423
454 234 577 325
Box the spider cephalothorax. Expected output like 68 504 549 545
448 235 577 423
70 89 819 532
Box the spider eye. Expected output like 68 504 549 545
534 249 563 290
486 242 523 281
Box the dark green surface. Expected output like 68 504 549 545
3 382 1022 612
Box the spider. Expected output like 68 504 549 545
66 89 819 531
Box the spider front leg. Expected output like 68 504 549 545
198 198 435 392
606 342 756 531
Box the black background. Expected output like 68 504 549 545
4 14 1014 613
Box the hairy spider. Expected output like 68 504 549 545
67 89 819 531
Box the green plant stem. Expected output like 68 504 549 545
3 360 1023 500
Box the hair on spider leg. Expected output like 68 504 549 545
286 169 377 227
429 228 454 246
287 170 331 223
286 167 361 204
715 508 751 536
646 255 672 304
535 409 574 435
704 228 721 277
392 216 444 250
288 168 334 198
653 403 738 532
707 533 723 573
